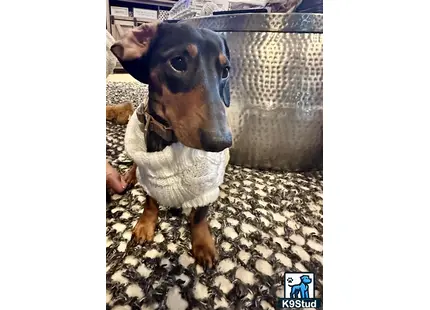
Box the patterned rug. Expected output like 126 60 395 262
106 82 323 310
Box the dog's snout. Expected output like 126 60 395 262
199 129 232 152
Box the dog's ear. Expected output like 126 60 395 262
221 36 231 108
110 22 160 84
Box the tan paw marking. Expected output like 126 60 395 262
191 224 218 268
132 220 156 243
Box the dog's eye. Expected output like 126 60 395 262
222 66 230 79
170 56 187 72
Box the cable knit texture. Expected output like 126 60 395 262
125 110 230 214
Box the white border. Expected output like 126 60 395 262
325 1 430 309
1 1 105 309
1 0 430 309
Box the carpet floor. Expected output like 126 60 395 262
106 82 323 310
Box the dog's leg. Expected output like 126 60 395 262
291 286 299 298
189 206 218 268
303 289 309 298
299 287 305 298
132 195 159 243
123 163 137 188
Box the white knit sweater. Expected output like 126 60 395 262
125 110 230 214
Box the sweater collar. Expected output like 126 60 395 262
136 101 175 143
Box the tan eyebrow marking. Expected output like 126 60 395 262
186 44 198 58
219 53 227 65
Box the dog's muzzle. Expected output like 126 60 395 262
199 129 232 152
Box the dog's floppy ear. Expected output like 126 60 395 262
221 36 231 108
110 22 159 84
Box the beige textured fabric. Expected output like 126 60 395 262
106 30 117 78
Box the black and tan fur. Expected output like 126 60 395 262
110 22 232 267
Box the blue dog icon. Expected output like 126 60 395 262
289 275 312 298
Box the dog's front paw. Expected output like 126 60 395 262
132 220 156 243
192 228 218 268
123 165 137 188
192 241 218 269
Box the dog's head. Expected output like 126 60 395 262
111 22 232 152
300 275 312 284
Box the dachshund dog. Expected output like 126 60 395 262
110 22 232 268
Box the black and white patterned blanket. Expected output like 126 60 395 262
106 82 323 310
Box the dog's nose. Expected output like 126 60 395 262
199 129 232 152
